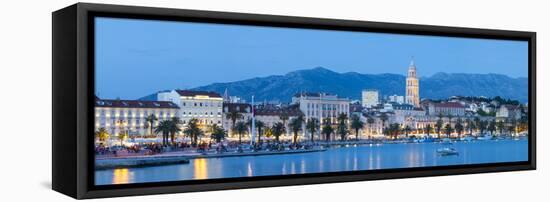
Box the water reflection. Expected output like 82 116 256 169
193 158 208 179
112 168 130 184
96 139 528 185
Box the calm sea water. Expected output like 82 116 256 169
95 139 528 185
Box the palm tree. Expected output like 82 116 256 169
289 115 304 145
117 131 128 146
321 118 334 142
455 118 464 139
226 111 243 137
366 116 375 139
279 113 289 137
95 127 110 142
403 125 412 138
336 113 349 141
424 124 433 138
154 120 171 146
183 118 203 146
306 118 319 143
234 121 248 145
444 123 453 138
271 122 285 143
479 120 488 135
508 118 517 136
465 118 474 136
145 114 158 137
209 124 226 143
168 117 182 144
350 115 365 141
255 120 265 144
473 117 481 135
488 120 497 136
435 118 444 139
390 123 401 139
379 113 388 133
496 120 505 136
446 113 453 124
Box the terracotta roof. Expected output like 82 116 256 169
95 99 179 109
223 103 251 113
434 102 464 108
175 90 222 98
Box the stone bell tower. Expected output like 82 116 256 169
405 59 420 107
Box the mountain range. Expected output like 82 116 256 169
141 67 528 103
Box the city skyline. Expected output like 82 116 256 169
95 17 528 99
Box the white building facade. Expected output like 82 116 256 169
362 89 379 108
292 92 350 124
158 90 223 129
94 98 179 137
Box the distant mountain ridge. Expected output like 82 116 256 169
142 67 528 103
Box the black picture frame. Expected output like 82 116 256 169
52 3 536 199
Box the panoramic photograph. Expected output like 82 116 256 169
93 17 529 185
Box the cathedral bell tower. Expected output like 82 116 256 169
405 59 420 107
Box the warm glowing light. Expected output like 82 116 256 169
194 159 208 180
112 168 130 184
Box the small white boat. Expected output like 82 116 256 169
437 147 459 156
477 134 494 141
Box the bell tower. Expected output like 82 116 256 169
405 59 420 107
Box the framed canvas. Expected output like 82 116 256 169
52 3 536 199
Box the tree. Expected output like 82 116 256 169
271 122 285 143
496 120 505 136
455 118 464 139
279 113 289 137
306 118 319 143
255 120 266 144
403 125 412 138
444 123 453 138
225 111 243 137
168 117 182 144
508 118 518 136
95 127 110 142
473 117 481 135
289 115 305 145
336 113 349 141
379 113 388 131
424 124 433 138
487 120 497 136
209 124 226 143
435 119 444 139
145 114 158 137
321 118 334 142
465 118 474 136
155 120 172 146
350 115 365 141
117 131 128 146
478 120 488 135
390 123 401 139
234 121 248 145
183 118 203 146
446 113 453 124
366 116 375 139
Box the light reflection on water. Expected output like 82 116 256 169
97 139 528 185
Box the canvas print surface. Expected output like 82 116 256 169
93 17 529 185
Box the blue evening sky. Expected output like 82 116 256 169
95 17 528 100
